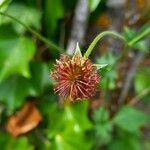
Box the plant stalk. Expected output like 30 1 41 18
0 11 64 52
84 31 126 58
128 27 150 46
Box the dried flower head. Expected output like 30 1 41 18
51 54 100 101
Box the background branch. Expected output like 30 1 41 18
66 0 89 55
118 51 145 104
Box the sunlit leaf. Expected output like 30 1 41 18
1 3 41 33
0 0 11 11
0 31 36 82
0 131 34 150
39 100 93 150
89 0 102 12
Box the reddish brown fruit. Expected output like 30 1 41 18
51 54 100 101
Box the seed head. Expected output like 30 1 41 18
51 54 100 101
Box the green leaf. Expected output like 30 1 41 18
123 26 136 41
113 106 149 133
1 3 41 34
144 140 150 150
108 131 141 150
40 101 93 150
0 75 36 113
0 61 51 113
0 0 11 23
94 64 108 70
89 0 102 12
134 67 150 94
13 137 34 150
93 107 112 146
73 43 82 57
0 0 11 11
93 107 109 123
123 25 150 52
96 52 117 69
0 32 36 82
131 40 149 52
45 0 64 34
0 131 34 150
130 22 150 46
30 61 51 94
96 52 118 90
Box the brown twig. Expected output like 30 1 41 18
66 0 89 55
107 0 126 53
128 87 150 106
118 52 145 104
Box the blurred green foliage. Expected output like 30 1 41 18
93 107 113 147
0 0 150 150
135 67 150 101
113 106 148 133
96 52 118 90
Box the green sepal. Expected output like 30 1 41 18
94 64 108 70
73 42 82 57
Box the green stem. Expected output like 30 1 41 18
128 27 150 46
84 31 126 58
0 11 64 52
